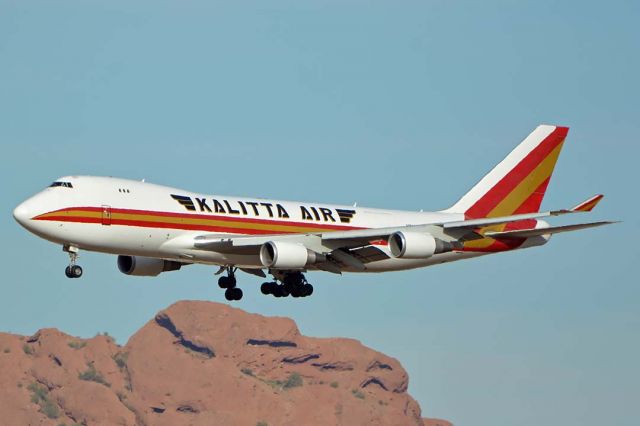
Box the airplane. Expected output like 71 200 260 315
13 125 614 301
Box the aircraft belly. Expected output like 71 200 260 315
32 222 170 257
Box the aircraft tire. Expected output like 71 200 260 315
273 285 286 298
65 266 73 278
232 288 243 301
260 282 272 295
224 288 233 301
219 276 237 289
224 287 243 301
70 265 83 278
303 284 313 297
291 285 304 298
218 276 229 289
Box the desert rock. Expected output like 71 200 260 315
0 301 452 426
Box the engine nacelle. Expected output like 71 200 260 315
117 255 183 277
388 232 455 259
260 241 325 269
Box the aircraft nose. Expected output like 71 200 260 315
13 201 32 227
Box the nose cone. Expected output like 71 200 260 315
13 201 33 227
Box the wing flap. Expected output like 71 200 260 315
321 225 432 248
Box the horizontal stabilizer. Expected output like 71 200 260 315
484 221 616 239
571 194 604 212
443 194 608 231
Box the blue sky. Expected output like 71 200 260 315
1 1 638 425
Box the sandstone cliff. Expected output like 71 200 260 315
0 301 450 426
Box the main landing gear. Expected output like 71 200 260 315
63 245 83 279
218 267 243 301
260 272 314 299
216 268 314 302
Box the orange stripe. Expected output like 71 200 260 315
35 207 360 235
486 142 564 217
466 127 568 218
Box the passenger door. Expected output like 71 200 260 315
101 205 112 226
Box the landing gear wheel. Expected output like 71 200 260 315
71 265 83 278
65 265 83 278
273 285 283 298
279 286 290 298
218 275 237 289
291 285 303 298
218 276 228 289
225 287 243 301
303 284 313 297
260 282 272 295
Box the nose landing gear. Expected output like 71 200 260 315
63 245 83 279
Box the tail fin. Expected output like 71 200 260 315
446 125 569 219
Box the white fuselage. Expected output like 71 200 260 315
13 176 543 273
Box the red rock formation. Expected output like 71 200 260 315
0 301 452 426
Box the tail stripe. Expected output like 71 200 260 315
512 177 551 215
452 125 569 219
481 139 565 218
571 194 604 212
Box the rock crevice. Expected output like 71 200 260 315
154 313 215 358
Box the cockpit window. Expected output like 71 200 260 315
49 182 73 188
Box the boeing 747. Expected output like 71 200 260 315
13 125 613 301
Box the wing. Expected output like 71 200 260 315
319 194 609 245
483 221 616 239
190 194 613 272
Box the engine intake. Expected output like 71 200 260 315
260 241 325 269
117 255 183 277
388 232 456 259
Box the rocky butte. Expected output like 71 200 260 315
0 301 452 426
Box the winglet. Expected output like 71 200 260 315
571 194 604 212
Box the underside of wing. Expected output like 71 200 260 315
192 232 391 273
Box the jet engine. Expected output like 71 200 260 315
117 255 183 277
388 232 456 259
260 241 325 269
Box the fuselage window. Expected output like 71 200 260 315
49 182 73 188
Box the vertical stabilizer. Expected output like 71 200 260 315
446 125 569 219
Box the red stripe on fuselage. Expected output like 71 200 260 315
35 207 365 234
35 207 531 253
36 207 363 232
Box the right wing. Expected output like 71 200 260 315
483 221 616 239
190 194 612 272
